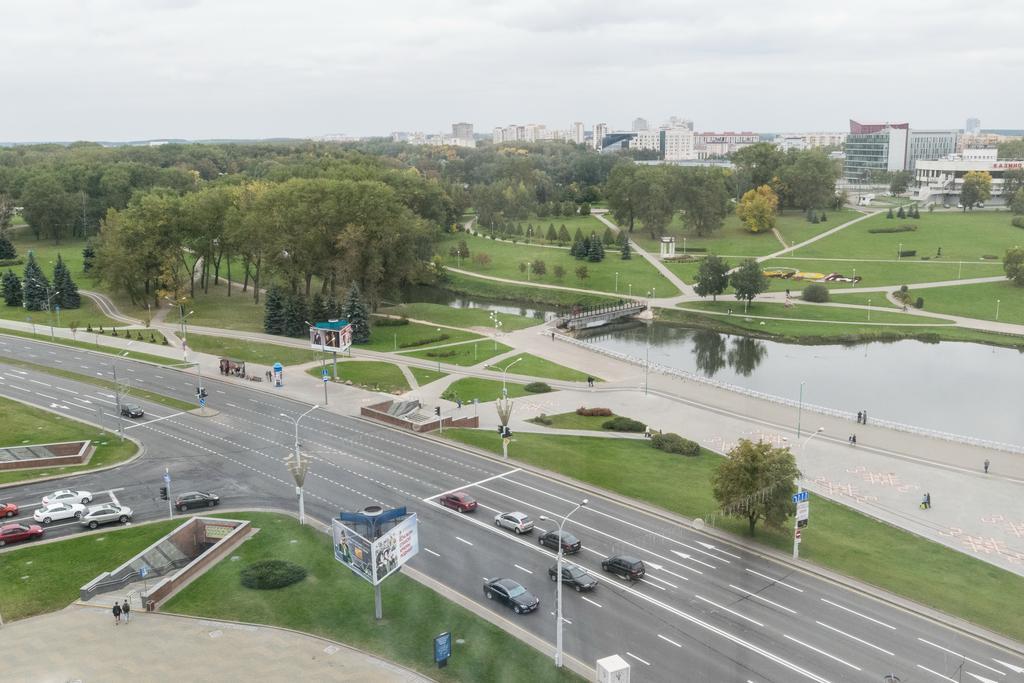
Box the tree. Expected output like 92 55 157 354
730 142 787 194
778 150 837 211
2 269 21 306
888 170 913 196
711 439 801 536
587 233 604 262
22 252 50 311
546 224 558 242
802 283 830 302
1002 169 1024 205
694 255 730 301
886 207 894 219
342 282 371 343
897 205 906 219
579 202 591 215
620 238 632 260
960 171 992 210
553 264 566 280
729 258 768 305
21 174 80 243
52 254 80 309
1010 188 1024 215
531 259 547 276
1004 246 1024 286
602 227 616 245
678 167 732 237
263 285 286 335
557 225 571 244
81 243 96 272
281 292 308 338
736 185 779 233
605 163 641 232
472 252 492 268
573 227 584 243
0 233 15 260
571 237 587 259
575 265 589 281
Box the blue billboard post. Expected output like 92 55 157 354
272 362 283 388
434 631 452 669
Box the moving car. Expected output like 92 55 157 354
175 491 220 511
0 522 44 547
42 489 93 505
120 403 145 419
538 530 581 554
548 563 599 592
80 504 133 529
483 577 540 614
0 502 17 518
439 491 477 512
494 511 534 534
601 554 646 581
33 502 86 524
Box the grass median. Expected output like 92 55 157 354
485 353 593 382
308 361 410 394
441 429 1024 642
401 340 512 367
409 367 447 386
441 377 546 402
0 328 174 365
377 303 542 332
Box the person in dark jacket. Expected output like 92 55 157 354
113 602 122 625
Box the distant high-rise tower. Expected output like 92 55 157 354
632 117 649 132
668 116 694 131
571 122 585 144
452 122 474 140
965 117 981 135
592 123 608 150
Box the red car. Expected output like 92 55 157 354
439 491 478 512
0 502 17 518
0 522 44 547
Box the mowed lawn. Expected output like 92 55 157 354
400 340 512 366
485 352 593 382
184 332 319 366
908 279 1024 324
678 299 953 325
759 258 1003 290
441 377 539 402
309 360 410 393
441 233 678 297
475 213 609 244
376 303 541 331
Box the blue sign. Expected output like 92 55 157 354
163 472 171 485
322 368 329 382
792 491 808 503
139 564 149 578
434 631 452 667
199 397 206 407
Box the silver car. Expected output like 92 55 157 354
494 511 534 534
80 504 133 529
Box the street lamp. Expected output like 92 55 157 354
540 498 588 669
628 283 632 297
793 427 824 560
615 271 619 293
897 242 902 261
996 299 1001 320
867 298 872 321
851 268 856 288
499 357 522 397
282 405 318 525
112 342 135 440
489 311 503 350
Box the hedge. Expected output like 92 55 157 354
801 283 830 303
373 316 410 327
576 407 612 417
1012 217 1024 229
240 560 307 590
868 225 917 234
602 416 646 432
524 382 552 393
898 250 917 257
400 333 450 348
650 432 700 456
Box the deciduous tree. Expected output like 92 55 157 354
736 185 779 233
729 258 768 305
960 171 992 211
694 255 730 301
1004 246 1024 286
711 439 801 536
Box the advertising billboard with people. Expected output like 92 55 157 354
371 513 419 584
331 519 374 584
310 320 353 353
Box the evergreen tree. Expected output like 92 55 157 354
342 282 371 344
820 211 827 222
579 202 592 216
526 223 534 238
596 236 605 260
573 227 584 243
886 207 894 219
571 238 584 259
546 224 558 242
327 296 343 319
516 223 524 236
897 205 906 219
81 243 96 272
587 233 602 262
282 293 308 338
22 252 49 311
263 285 286 335
309 292 328 323
602 227 616 245
621 239 632 260
0 233 16 260
53 254 80 309
2 269 21 306
557 224 571 244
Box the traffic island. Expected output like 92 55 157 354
361 399 478 432
0 440 93 471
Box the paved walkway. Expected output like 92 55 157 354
593 211 693 297
2 605 430 682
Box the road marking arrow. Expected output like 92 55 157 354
672 551 691 559
992 659 1023 674
966 674 1000 683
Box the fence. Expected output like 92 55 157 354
557 334 1023 455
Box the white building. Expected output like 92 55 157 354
632 117 649 132
914 151 1021 205
632 130 661 152
663 128 696 161
592 123 608 150
571 122 585 144
694 131 759 159
966 117 981 135
906 129 959 170
667 116 694 131
775 132 847 150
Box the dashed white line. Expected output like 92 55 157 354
916 664 959 682
916 638 1005 675
455 536 474 546
625 652 650 666
729 584 798 614
657 634 682 648
638 579 666 591
581 596 602 608
745 568 804 592
815 621 893 656
820 598 896 630
784 634 861 671
35 393 60 401
423 548 441 557
643 573 680 589
56 386 79 395
514 564 533 574
695 595 764 627
28 379 50 386
548 612 572 624
8 385 30 392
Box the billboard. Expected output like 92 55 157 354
332 519 374 584
371 513 419 584
310 320 352 353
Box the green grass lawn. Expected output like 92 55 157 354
760 257 1003 290
825 291 901 308
400 340 512 367
163 512 581 683
0 397 139 485
377 303 541 332
441 377 543 402
444 271 616 309
8 232 91 283
178 283 266 332
678 299 953 326
907 279 1024 324
183 332 319 367
409 367 447 386
485 353 593 382
0 298 121 329
529 411 621 431
362 320 481 352
0 328 173 364
443 233 678 297
308 361 410 393
442 430 1024 642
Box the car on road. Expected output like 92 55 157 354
120 403 145 418
175 491 220 512
33 502 86 524
494 511 534 534
439 491 477 512
42 489 93 505
549 563 599 592
538 530 581 554
601 554 646 581
0 502 18 518
0 522 44 547
483 577 540 614
80 504 133 529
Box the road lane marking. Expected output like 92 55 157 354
29 379 50 386
455 536 474 546
695 595 764 627
423 468 523 501
917 638 1005 675
965 673 1001 683
638 578 665 591
820 598 896 630
745 568 804 592
581 596 602 608
992 659 1024 674
8 385 31 392
643 573 679 589
916 664 959 682
56 386 79 394
35 393 59 401
548 612 571 624
514 564 533 574
815 621 894 656
625 652 649 665
657 634 682 648
154 375 164 379
226 403 238 408
728 584 797 614
423 547 441 557
124 411 184 430
784 634 861 671
88 395 117 405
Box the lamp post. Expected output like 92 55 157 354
539 498 588 669
796 380 805 439
867 298 872 321
628 283 632 297
489 311 502 351
306 320 329 406
898 242 902 261
45 288 61 342
996 299 1001 321
683 237 687 255
112 342 135 441
793 427 824 560
499 357 522 397
851 268 856 288
282 405 318 525
615 271 619 293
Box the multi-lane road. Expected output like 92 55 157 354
1 334 1022 682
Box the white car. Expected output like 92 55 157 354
42 489 93 506
33 502 86 524
494 511 535 534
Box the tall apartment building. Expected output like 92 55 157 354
843 121 909 182
592 123 608 150
965 117 981 135
452 122 473 141
632 130 661 152
906 130 959 170
667 117 694 131
662 128 696 161
571 122 585 144
632 117 649 132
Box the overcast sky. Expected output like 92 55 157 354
2 0 1021 142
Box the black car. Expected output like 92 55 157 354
175 491 220 512
483 577 540 614
538 530 581 554
120 404 144 419
548 563 598 592
601 554 646 581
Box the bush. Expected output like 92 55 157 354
1012 217 1024 229
0 258 24 267
801 283 830 303
898 250 916 257
650 432 700 457
602 416 646 432
425 349 457 358
868 225 917 234
533 414 553 425
914 297 924 309
524 382 552 393
398 333 449 348
576 406 612 417
981 255 999 260
240 560 307 590
374 316 409 327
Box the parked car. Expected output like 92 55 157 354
483 577 540 614
80 504 133 529
549 563 599 592
42 489 93 505
33 502 86 524
0 502 18 518
601 554 646 581
175 491 220 512
439 491 477 512
120 403 144 418
494 511 534 534
538 530 581 554
0 522 44 547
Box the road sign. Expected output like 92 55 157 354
796 501 809 520
797 519 808 528
139 564 149 578
434 631 452 668
322 368 329 382
199 397 206 407
794 528 802 540
163 472 171 485
792 491 808 503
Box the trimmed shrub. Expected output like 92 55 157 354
602 416 646 432
650 432 700 457
533 413 553 425
898 250 916 257
576 406 613 417
981 255 999 260
801 283 830 303
868 225 917 234
914 297 925 309
240 560 307 590
374 316 409 327
1012 217 1024 229
524 382 552 393
0 258 24 267
399 333 449 348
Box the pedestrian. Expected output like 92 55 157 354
113 601 122 626
925 492 931 509
848 434 853 444
455 398 462 410
785 288 791 298
551 331 555 341
862 410 867 424
122 599 130 624
857 411 863 424
851 434 857 446
984 459 990 474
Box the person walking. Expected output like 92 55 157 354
984 459 990 474
112 601 122 626
862 410 868 424
924 492 931 509
122 599 130 624
857 411 863 424
851 434 857 446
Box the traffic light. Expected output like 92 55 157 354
502 426 512 438
434 406 441 416
197 387 208 399
497 425 504 435
159 486 168 500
